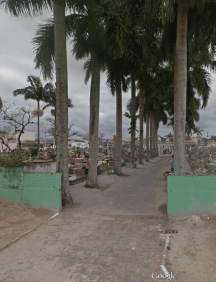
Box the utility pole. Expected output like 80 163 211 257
207 132 209 139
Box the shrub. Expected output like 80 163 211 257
30 147 38 157
0 149 31 167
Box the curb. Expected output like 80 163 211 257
160 234 178 281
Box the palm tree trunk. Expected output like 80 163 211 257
37 100 40 159
150 113 153 159
146 112 150 162
139 89 144 164
152 115 155 158
153 117 157 158
54 108 57 147
131 74 136 168
155 121 158 157
174 5 188 175
114 75 122 175
156 123 159 156
53 0 72 202
85 48 100 188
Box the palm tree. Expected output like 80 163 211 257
160 14 216 144
0 0 52 15
145 112 150 162
52 0 72 201
0 0 73 207
173 3 188 175
71 2 107 187
0 1 52 158
106 58 129 175
33 1 107 188
138 89 144 164
103 0 162 168
155 0 216 175
13 75 51 157
149 113 153 159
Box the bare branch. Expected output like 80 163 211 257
0 102 36 149
0 137 13 152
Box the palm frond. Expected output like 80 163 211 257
83 59 91 84
0 0 52 17
32 18 55 80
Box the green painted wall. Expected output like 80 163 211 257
168 176 216 216
0 167 62 211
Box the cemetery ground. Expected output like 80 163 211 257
0 156 216 282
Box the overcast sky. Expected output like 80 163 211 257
1 8 216 141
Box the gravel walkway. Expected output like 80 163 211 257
71 156 169 216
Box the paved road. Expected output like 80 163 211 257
0 156 170 282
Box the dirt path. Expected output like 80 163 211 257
0 200 53 248
0 157 170 282
167 216 216 282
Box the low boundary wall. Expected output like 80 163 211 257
0 167 62 211
167 176 216 216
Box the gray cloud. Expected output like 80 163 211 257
1 9 216 141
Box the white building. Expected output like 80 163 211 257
0 131 35 152
68 136 89 149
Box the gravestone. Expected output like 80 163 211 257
208 163 216 175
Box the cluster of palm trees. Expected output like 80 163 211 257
1 0 216 204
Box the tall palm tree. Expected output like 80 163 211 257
103 0 161 168
106 58 129 175
33 1 107 188
13 75 51 156
173 0 216 175
145 113 150 162
53 0 72 201
70 1 107 187
173 3 188 175
138 88 144 164
159 10 216 142
0 0 73 204
149 113 153 159
150 0 216 175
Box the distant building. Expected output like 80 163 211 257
207 140 216 147
14 131 35 142
185 140 196 146
0 131 35 152
77 134 83 140
68 136 89 148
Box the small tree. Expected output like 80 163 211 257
0 102 35 151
